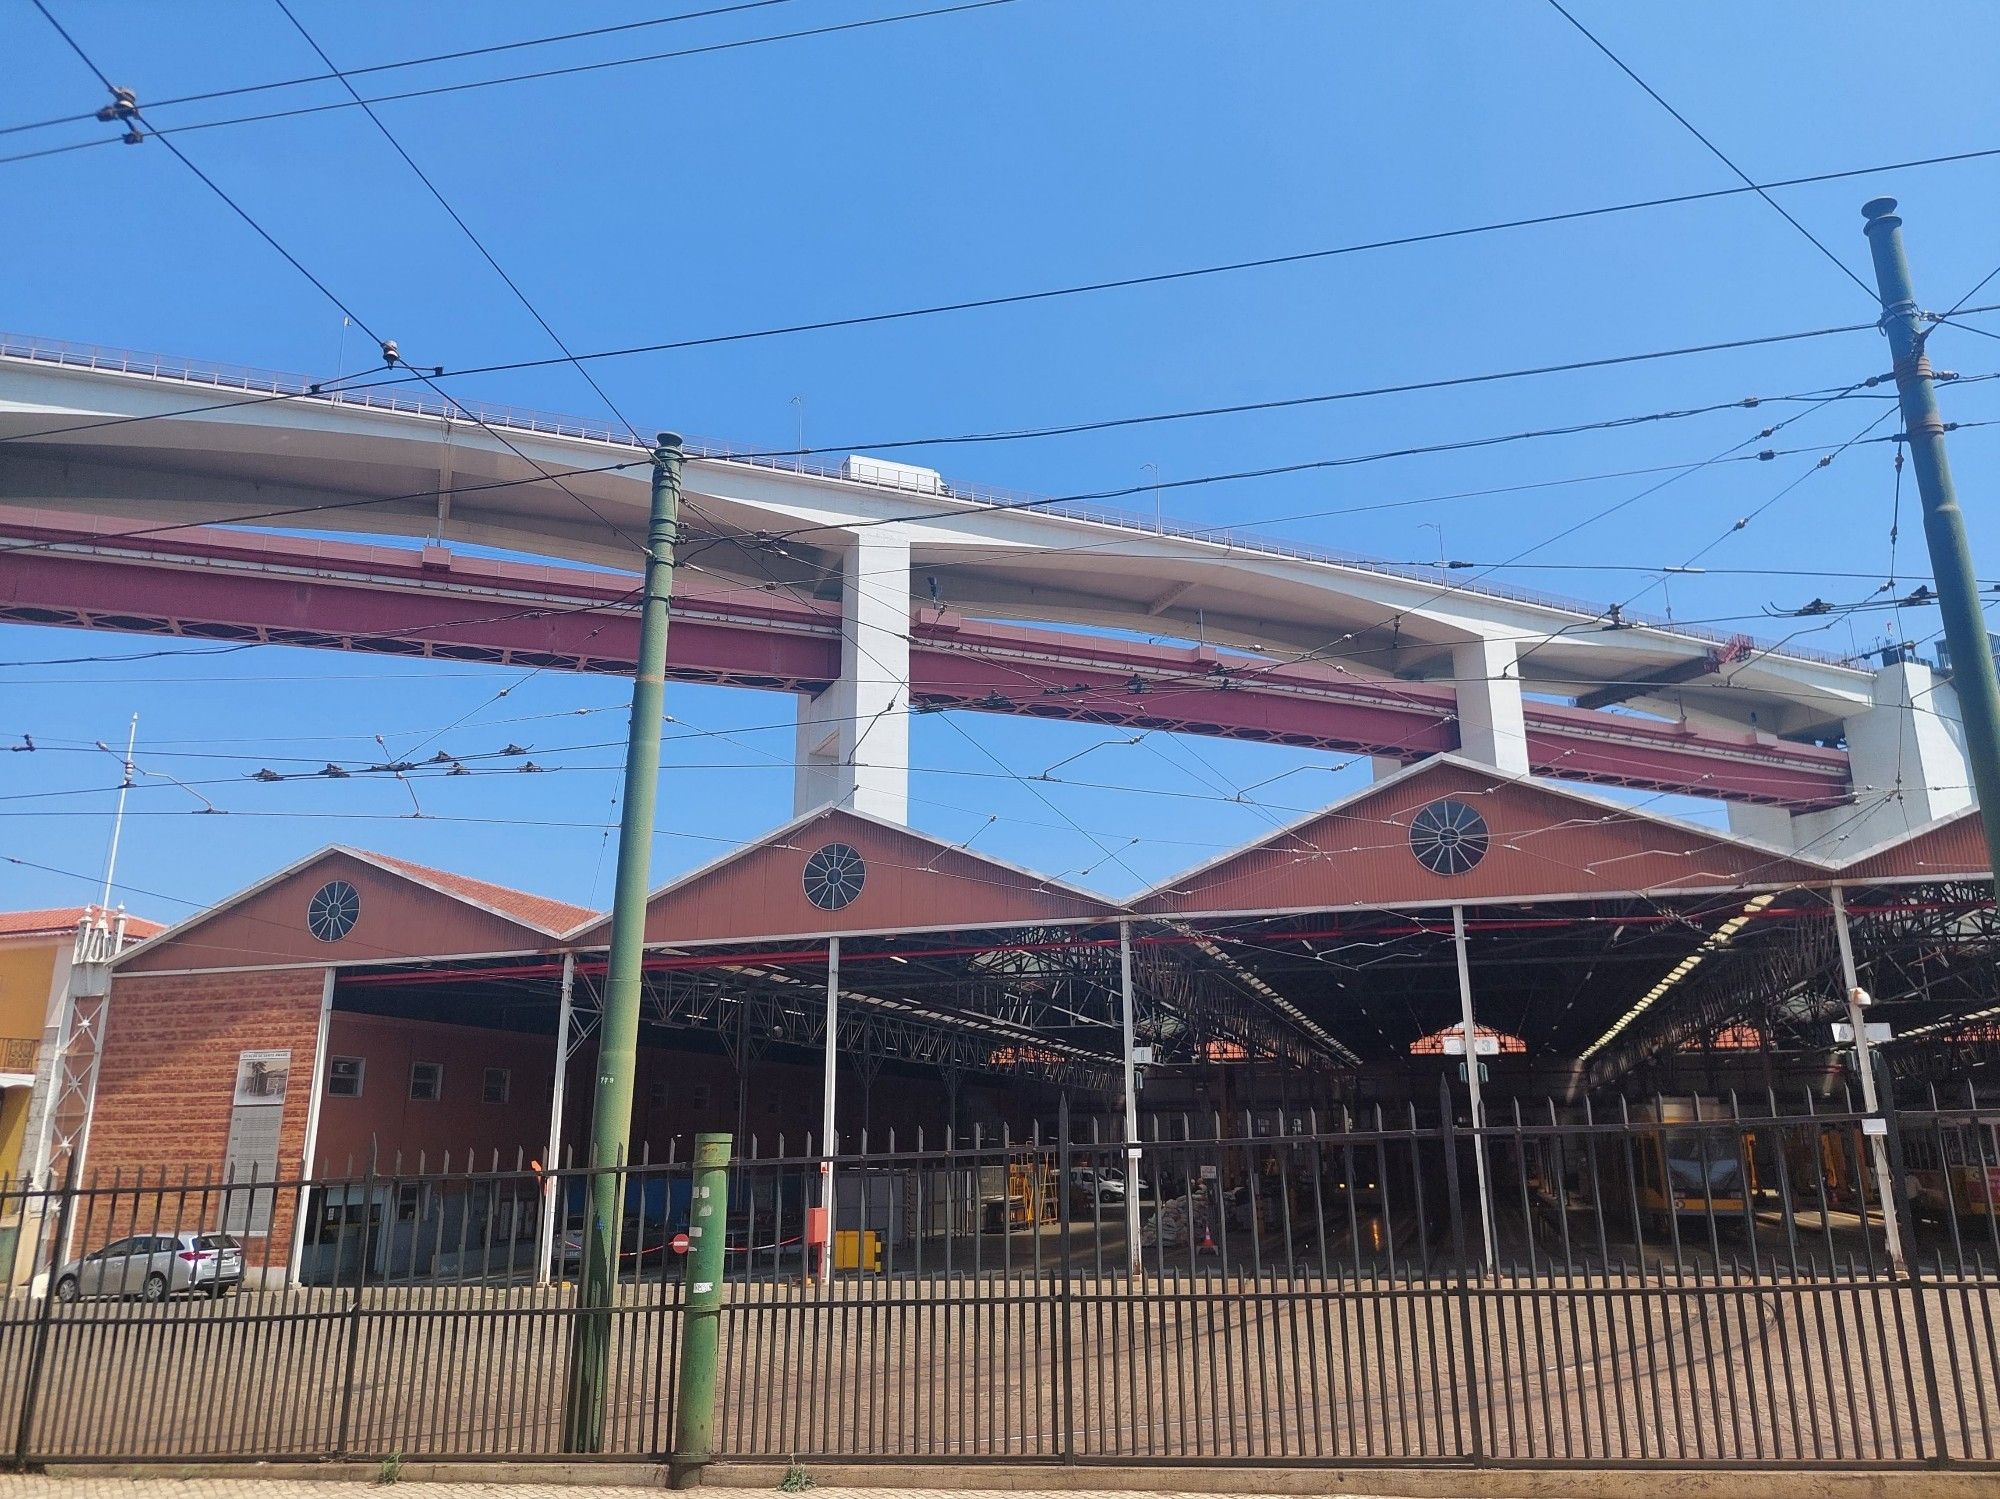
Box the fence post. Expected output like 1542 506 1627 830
11 1156 77 1468
332 1147 376 1460
1437 1074 1485 1465
670 1132 731 1488
1875 1061 1951 1466
1056 1093 1075 1463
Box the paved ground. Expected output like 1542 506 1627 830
3 1274 1993 1465
0 1487 1221 1499
9 1487 662 1499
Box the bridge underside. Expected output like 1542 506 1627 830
0 507 1853 809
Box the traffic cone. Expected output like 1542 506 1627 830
1199 1220 1217 1254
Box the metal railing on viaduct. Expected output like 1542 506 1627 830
3 1089 1998 1471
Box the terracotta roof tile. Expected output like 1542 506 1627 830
0 906 166 940
362 853 598 935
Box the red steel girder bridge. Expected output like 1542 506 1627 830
0 506 1852 809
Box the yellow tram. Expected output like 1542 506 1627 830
1614 1099 1763 1230
1901 1116 2000 1223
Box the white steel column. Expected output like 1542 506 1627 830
538 952 576 1285
793 528 911 821
1831 887 1907 1273
818 936 841 1286
287 968 337 1287
1452 905 1498 1269
1119 921 1142 1277
1452 637 1530 775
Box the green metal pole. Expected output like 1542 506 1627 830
563 432 683 1453
671 1131 732 1485
1861 199 2000 878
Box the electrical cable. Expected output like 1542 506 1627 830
743 392 1916 713
13 10 1985 862
0 0 811 138
23 7 666 574
321 294 2000 402
270 0 650 443
1542 0 1875 299
772 386 1896 464
1500 386 1888 680
1932 315 2000 345
743 359 1998 546
18 0 1025 152
0 453 650 560
136 116 657 559
30 5 664 575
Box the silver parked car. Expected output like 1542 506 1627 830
53 1232 244 1302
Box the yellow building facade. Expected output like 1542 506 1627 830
0 908 163 1180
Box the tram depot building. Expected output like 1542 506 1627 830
32 754 2000 1279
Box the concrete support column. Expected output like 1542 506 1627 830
1728 661 1972 853
794 528 911 821
1452 637 1530 775
1839 661 1971 824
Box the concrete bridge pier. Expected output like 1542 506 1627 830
1730 659 1974 855
794 526 912 822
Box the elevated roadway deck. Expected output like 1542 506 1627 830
0 333 1910 822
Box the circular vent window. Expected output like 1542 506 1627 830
802 843 867 911
1408 800 1490 877
306 880 361 942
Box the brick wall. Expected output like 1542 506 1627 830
315 1012 557 1172
87 966 326 1267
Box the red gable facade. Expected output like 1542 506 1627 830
1139 757 1828 918
571 806 1119 948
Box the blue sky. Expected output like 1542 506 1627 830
2 1 1997 922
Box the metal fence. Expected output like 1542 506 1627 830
4 1087 1999 1469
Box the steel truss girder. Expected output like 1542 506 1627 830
1589 885 2000 1089
1585 915 1840 1091
628 969 1119 1092
0 508 1857 807
1131 943 1324 1069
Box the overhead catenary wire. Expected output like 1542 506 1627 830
11 11 1984 899
28 0 672 571
0 0 812 138
746 361 2000 546
267 0 762 710
749 387 1933 724
269 0 650 442
9 0 1026 155
0 453 653 562
1542 0 1876 300
762 383 1905 464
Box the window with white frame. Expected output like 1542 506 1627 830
326 1056 365 1098
409 1061 443 1102
483 1067 510 1105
